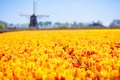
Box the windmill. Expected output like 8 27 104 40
21 1 49 29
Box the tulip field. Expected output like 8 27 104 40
0 29 120 80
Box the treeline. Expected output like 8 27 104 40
38 19 120 29
0 19 120 29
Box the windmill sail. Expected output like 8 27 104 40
33 1 35 15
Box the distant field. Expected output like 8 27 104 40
0 29 120 80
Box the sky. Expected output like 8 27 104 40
0 0 120 26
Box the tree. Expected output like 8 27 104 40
89 20 104 27
109 19 120 28
0 23 4 29
44 21 52 27
71 21 77 28
59 25 69 29
54 22 62 27
0 20 6 29
39 22 44 29
78 22 84 27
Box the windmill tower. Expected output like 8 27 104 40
21 1 49 29
29 2 38 29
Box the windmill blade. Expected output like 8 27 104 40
20 14 31 17
33 1 36 14
36 15 49 18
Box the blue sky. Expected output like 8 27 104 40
0 0 120 26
